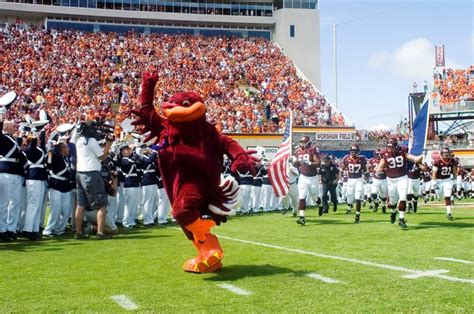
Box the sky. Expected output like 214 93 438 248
317 0 473 130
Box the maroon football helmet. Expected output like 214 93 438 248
441 147 451 160
387 138 399 154
374 149 381 159
349 144 360 156
299 136 311 149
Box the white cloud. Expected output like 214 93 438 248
368 38 465 82
391 38 433 80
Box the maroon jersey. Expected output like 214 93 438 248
407 163 422 179
422 167 431 182
294 146 319 177
369 157 386 179
381 146 409 178
342 154 367 179
433 157 458 180
342 170 349 183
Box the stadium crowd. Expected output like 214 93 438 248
433 67 474 104
0 24 345 135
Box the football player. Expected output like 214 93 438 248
456 163 466 200
341 144 367 223
293 136 322 226
469 169 474 198
407 161 424 213
280 158 300 216
377 138 423 228
432 147 458 220
368 149 387 213
339 169 349 205
421 162 432 203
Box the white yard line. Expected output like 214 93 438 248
110 295 139 310
166 226 474 285
422 203 474 208
402 270 449 279
306 273 342 283
216 235 474 285
434 257 474 264
217 283 253 295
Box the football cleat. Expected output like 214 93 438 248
447 214 454 221
297 216 306 226
354 214 360 224
318 206 323 216
292 210 297 217
390 212 397 224
398 218 407 229
381 206 386 214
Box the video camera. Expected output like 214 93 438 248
76 120 114 142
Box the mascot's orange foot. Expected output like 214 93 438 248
183 257 223 273
183 234 224 273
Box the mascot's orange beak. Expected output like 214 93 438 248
162 101 205 122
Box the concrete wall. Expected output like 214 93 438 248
272 8 320 90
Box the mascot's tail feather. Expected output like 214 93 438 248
208 177 240 216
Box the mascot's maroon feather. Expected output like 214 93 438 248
132 71 258 273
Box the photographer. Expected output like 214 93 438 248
72 121 114 240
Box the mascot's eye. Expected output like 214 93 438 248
182 100 191 106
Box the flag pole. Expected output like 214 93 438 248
422 99 431 162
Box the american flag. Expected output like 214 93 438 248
268 116 292 197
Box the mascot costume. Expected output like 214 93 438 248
132 71 258 273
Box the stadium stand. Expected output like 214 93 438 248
0 24 344 134
433 67 474 104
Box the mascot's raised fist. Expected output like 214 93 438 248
140 71 159 105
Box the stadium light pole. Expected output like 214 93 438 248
333 23 338 110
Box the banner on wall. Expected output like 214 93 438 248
315 132 354 141
246 146 279 159
435 45 445 67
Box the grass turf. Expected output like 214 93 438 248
1 200 473 313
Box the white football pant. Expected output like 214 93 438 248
346 178 363 205
387 175 408 206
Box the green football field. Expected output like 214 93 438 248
1 201 473 313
